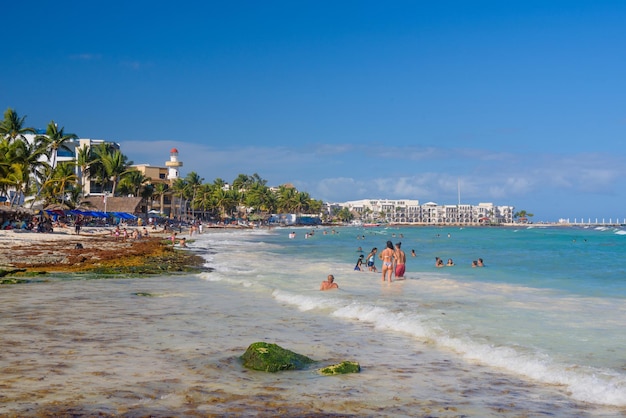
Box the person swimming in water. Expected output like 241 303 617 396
379 241 395 282
320 274 339 290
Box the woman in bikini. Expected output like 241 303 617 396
379 240 395 282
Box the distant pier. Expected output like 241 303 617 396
558 218 626 227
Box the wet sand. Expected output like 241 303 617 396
1 276 618 417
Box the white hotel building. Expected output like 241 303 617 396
332 199 515 225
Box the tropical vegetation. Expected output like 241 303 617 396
513 210 534 223
0 107 323 221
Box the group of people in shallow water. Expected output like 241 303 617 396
435 256 484 267
316 231 486 290
354 241 407 282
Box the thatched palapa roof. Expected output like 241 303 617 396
81 197 143 214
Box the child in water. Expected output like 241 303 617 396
354 254 364 271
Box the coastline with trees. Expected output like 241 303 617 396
0 107 323 223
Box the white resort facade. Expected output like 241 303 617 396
17 134 184 216
327 199 515 225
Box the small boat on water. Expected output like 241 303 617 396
363 223 381 227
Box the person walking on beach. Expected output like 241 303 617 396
320 274 338 290
366 248 378 272
379 241 395 282
394 242 406 279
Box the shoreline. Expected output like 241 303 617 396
0 228 207 281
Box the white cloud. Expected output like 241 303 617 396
117 139 626 219
70 53 102 61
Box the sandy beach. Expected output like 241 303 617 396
0 227 204 277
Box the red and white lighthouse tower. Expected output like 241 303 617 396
165 148 183 181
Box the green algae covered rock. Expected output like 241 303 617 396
241 342 316 372
318 361 361 375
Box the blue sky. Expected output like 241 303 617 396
4 1 626 222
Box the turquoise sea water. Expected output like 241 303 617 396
1 225 625 416
196 225 626 409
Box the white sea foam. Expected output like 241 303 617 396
272 289 342 312
193 225 626 409
272 284 626 406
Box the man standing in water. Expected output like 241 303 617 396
394 242 406 279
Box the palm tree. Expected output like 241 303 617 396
0 108 35 143
232 174 251 191
152 183 169 213
36 120 78 170
251 172 267 186
212 187 236 220
295 191 312 214
90 142 122 194
0 162 28 207
29 121 79 207
276 185 298 213
212 177 226 189
193 183 216 218
139 183 154 218
245 182 275 215
4 135 49 207
337 207 353 223
171 177 189 219
185 171 204 219
42 162 78 207
100 149 132 195
308 198 323 215
118 170 151 196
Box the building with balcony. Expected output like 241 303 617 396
332 199 515 225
